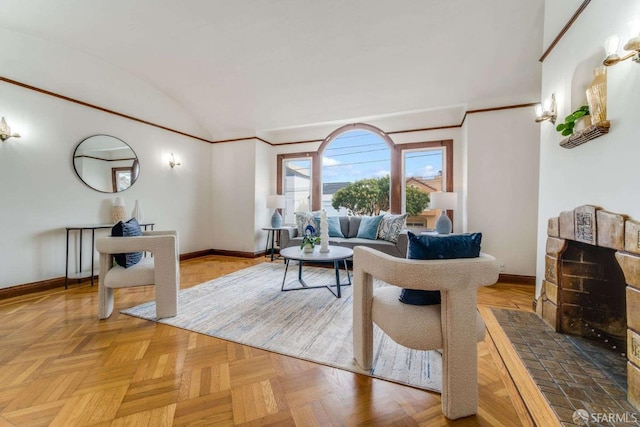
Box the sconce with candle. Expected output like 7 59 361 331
603 19 640 66
0 117 21 142
169 153 181 168
534 94 557 124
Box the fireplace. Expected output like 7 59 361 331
537 205 640 410
560 240 627 351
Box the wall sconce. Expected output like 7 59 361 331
603 19 640 66
535 94 557 124
169 153 181 168
0 117 21 142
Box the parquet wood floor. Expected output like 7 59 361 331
0 255 538 426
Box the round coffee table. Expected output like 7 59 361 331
279 245 353 298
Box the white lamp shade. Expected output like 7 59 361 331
430 192 457 210
267 195 285 209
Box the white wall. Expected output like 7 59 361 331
211 139 259 254
466 109 540 275
0 82 213 289
254 141 273 252
0 29 213 289
536 0 640 295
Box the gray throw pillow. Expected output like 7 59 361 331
377 213 407 243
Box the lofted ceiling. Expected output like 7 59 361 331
0 0 544 142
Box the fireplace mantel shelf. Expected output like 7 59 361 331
559 120 610 149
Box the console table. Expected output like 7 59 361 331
65 222 154 288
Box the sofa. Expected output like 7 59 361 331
280 214 409 258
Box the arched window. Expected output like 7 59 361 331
277 123 452 227
319 125 392 216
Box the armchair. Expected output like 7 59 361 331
95 230 179 320
352 246 499 419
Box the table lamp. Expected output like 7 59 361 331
430 192 457 234
267 195 286 228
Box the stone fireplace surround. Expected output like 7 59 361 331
537 205 640 410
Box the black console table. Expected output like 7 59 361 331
65 222 154 288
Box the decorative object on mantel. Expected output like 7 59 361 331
319 210 330 253
0 117 20 142
586 66 607 123
131 199 143 222
603 19 640 66
112 197 126 223
555 105 590 136
559 120 610 149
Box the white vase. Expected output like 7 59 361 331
132 200 143 223
320 211 330 253
303 245 314 253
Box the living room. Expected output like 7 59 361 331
1 0 639 425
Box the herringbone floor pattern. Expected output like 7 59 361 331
0 255 536 426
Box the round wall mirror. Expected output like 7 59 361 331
73 135 139 193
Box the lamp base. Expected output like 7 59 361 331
271 210 282 228
435 211 452 234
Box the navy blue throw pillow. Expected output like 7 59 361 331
407 231 482 260
399 232 482 305
112 218 143 268
399 288 441 305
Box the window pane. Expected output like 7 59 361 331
282 158 311 224
322 130 390 215
403 148 444 229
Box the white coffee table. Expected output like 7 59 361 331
279 245 353 298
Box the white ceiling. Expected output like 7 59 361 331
0 0 545 142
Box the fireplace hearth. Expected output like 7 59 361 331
537 205 640 410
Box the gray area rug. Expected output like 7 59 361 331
122 262 442 393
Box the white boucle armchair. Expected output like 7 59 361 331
352 246 499 420
95 230 179 320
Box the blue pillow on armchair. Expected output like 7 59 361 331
399 232 483 305
112 218 143 268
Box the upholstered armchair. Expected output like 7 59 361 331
352 246 499 420
95 230 179 320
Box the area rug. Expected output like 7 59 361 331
122 262 442 392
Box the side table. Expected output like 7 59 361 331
262 226 288 262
